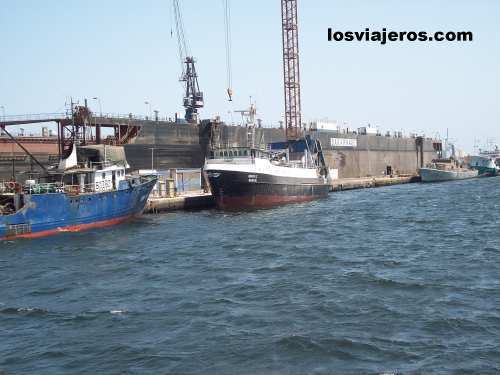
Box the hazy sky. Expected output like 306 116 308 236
1 0 499 152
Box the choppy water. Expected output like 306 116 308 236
1 177 499 374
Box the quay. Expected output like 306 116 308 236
144 174 420 213
146 191 214 213
330 175 420 192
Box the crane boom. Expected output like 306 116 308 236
172 0 204 124
281 0 302 140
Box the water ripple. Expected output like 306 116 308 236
1 177 499 374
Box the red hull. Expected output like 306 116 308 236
1 214 135 240
216 194 325 210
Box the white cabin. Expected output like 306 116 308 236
93 164 127 192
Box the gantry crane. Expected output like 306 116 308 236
172 0 204 124
281 0 302 140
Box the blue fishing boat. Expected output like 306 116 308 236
0 145 156 240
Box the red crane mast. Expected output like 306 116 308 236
281 0 302 140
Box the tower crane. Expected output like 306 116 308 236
281 0 302 140
172 0 204 124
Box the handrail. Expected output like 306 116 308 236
22 182 115 195
0 113 68 121
0 112 180 123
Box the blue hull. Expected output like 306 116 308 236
1 178 156 239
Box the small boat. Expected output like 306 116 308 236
0 145 156 240
419 158 478 182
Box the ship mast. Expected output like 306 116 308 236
281 0 302 140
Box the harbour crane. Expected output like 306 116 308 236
172 0 204 124
281 0 302 140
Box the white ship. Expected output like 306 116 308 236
419 159 478 182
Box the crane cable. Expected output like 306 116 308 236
223 0 233 101
172 0 190 78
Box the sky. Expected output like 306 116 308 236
1 0 499 153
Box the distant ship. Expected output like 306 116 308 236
469 155 498 177
468 147 500 177
419 159 478 182
0 145 156 240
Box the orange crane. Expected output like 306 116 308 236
281 0 302 140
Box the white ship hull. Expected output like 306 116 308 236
419 168 478 182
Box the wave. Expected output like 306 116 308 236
0 306 49 316
275 334 402 361
345 271 429 290
424 316 487 334
109 310 126 314
28 287 71 296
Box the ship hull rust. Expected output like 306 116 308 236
0 178 156 240
207 169 329 210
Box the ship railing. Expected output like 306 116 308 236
24 182 63 194
62 183 107 195
92 113 175 122
23 182 103 195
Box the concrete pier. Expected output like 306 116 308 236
146 192 215 213
145 175 420 213
330 175 420 192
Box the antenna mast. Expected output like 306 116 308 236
281 0 302 140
